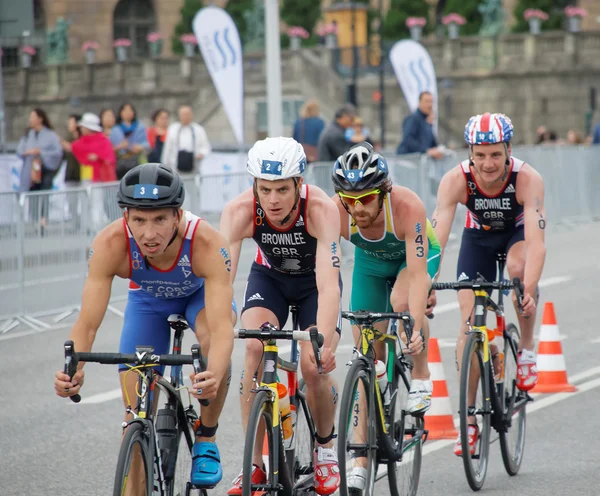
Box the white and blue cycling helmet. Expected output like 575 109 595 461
464 112 514 146
247 137 307 181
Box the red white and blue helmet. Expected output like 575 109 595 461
464 112 514 146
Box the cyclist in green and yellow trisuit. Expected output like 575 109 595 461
331 142 440 490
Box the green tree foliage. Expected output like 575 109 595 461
512 0 565 33
225 0 255 47
442 0 482 36
172 0 203 54
382 0 430 41
280 0 322 32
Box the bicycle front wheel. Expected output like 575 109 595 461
113 422 154 496
388 360 422 496
459 332 491 492
243 389 292 496
499 323 527 476
338 358 377 496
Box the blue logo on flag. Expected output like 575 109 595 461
134 184 160 199
261 160 282 175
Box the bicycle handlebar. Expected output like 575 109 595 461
234 324 325 374
432 277 525 313
63 340 201 404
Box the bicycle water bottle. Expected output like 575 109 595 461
156 408 177 476
278 383 295 449
375 360 391 406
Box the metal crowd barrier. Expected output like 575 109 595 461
1 144 598 333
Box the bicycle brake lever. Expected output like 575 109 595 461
64 340 81 404
309 327 323 374
513 277 524 314
191 344 209 407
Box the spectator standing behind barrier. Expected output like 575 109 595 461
292 99 325 164
147 108 170 163
71 113 117 183
161 105 211 174
114 102 150 179
345 115 374 146
397 91 444 159
16 108 63 192
61 114 82 187
317 103 357 162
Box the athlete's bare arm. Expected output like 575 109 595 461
55 221 128 398
192 222 235 387
431 167 465 273
307 188 342 352
331 194 350 241
394 188 431 334
219 188 255 282
516 165 547 306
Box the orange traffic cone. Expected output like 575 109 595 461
531 302 577 393
424 337 458 439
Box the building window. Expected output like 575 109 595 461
113 0 156 58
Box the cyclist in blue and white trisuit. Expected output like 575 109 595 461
220 137 343 495
54 163 237 490
432 113 546 457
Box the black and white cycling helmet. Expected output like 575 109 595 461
117 163 185 209
247 137 307 180
332 142 389 192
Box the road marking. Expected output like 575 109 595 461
78 389 122 404
591 338 600 344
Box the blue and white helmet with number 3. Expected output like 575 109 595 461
247 137 307 181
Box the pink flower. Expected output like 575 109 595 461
524 9 549 21
565 6 587 18
82 41 99 52
180 33 197 44
442 13 466 26
316 23 338 37
287 26 309 39
406 17 427 28
146 32 163 43
113 38 132 48
20 45 36 56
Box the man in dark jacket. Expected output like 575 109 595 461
317 103 357 162
397 91 444 159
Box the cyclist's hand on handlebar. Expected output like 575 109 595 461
309 346 336 375
189 370 218 401
407 329 424 356
54 369 84 398
520 292 536 317
425 291 437 316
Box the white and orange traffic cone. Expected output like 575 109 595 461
532 302 577 393
425 337 458 439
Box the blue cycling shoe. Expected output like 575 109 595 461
190 441 223 487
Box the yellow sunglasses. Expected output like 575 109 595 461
338 189 381 207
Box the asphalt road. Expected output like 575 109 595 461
1 222 599 495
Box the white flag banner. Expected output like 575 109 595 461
193 6 244 145
389 40 438 135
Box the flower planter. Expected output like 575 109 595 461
325 33 337 49
183 42 196 57
568 16 581 33
528 17 542 35
85 49 96 64
410 26 423 41
448 23 460 39
149 40 163 58
115 46 128 62
21 53 31 68
290 36 301 50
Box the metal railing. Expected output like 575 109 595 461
1 144 598 333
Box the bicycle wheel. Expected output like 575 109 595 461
338 358 377 496
459 332 491 492
499 323 527 476
388 361 422 496
289 379 315 489
113 422 154 496
243 389 292 496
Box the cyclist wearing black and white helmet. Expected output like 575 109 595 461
54 163 237 491
331 143 441 491
220 137 343 495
